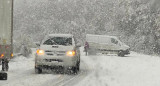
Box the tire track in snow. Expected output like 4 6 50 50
0 58 62 86
59 61 89 86
42 60 90 86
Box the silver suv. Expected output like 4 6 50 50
35 34 81 74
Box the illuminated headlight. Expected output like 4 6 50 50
66 51 76 56
36 49 45 55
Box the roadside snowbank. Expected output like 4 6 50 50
77 48 160 86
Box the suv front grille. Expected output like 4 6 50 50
45 50 52 52
44 59 63 62
45 50 66 56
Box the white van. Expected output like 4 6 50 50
86 34 130 56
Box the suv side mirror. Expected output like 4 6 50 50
76 43 81 47
35 42 40 47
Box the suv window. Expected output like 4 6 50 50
43 37 72 46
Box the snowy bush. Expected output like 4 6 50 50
13 34 35 57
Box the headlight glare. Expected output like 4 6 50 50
36 49 45 55
66 51 75 56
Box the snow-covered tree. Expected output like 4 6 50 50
13 0 160 55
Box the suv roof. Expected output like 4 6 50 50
48 34 73 37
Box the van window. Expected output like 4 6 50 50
111 38 118 44
43 37 72 46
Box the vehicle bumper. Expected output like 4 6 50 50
35 55 77 68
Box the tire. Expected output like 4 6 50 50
77 62 80 71
77 56 80 71
35 67 42 74
0 72 7 80
72 67 78 74
118 51 125 57
72 62 80 74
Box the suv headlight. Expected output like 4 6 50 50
36 49 45 55
66 51 76 56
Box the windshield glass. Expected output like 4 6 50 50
43 37 72 46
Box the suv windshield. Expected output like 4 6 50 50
43 37 72 46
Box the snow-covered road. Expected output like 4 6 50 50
1 48 160 86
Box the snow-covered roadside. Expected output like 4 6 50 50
76 48 160 86
0 48 89 86
0 49 61 86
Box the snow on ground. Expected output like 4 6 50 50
0 49 62 86
1 47 160 86
77 50 160 86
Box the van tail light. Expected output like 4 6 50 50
66 51 76 56
36 49 45 55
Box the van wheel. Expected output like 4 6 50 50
35 67 42 74
118 51 125 57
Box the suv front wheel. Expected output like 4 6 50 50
72 62 80 74
35 67 42 74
